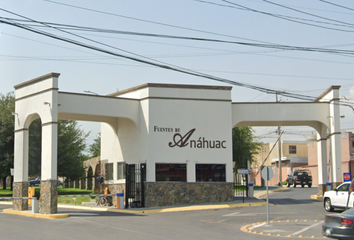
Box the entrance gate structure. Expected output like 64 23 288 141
12 73 342 214
125 164 145 208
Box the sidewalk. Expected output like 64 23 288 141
1 187 293 217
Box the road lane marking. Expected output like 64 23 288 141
291 220 323 236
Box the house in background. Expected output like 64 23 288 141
305 132 354 186
251 141 309 186
252 132 354 187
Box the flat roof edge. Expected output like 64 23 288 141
14 73 60 90
107 83 232 96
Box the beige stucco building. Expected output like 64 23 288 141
252 141 309 186
11 73 343 214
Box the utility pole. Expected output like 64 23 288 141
276 92 282 186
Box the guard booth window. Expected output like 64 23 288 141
156 164 186 182
117 162 125 180
196 164 225 182
105 163 113 180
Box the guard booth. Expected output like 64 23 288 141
125 164 146 208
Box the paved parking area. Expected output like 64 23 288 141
241 219 324 238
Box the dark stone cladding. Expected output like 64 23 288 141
106 183 125 206
144 182 234 208
40 180 58 214
13 182 29 211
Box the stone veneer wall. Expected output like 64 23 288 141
40 180 57 214
145 182 234 208
106 183 125 206
13 182 29 211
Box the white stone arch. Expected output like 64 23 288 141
13 73 140 213
231 86 342 195
13 73 59 213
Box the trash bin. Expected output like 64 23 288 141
116 193 124 209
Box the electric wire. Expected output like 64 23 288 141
218 0 354 33
1 9 354 106
319 0 354 12
1 17 323 102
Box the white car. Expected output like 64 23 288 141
324 182 354 212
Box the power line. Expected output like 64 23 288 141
0 17 323 102
2 17 354 56
217 0 354 33
1 9 354 105
319 0 354 12
42 0 273 44
262 0 354 28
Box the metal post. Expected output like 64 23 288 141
276 92 282 186
266 167 270 225
140 164 145 208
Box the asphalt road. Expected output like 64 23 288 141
0 187 334 240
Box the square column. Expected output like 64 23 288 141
14 129 29 182
41 122 58 180
13 182 29 211
40 180 57 214
13 129 29 211
317 133 328 196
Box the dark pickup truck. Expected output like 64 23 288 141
286 170 312 188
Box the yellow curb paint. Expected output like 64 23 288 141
3 209 68 219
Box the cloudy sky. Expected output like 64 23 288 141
1 0 354 146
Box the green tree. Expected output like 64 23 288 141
29 118 41 177
88 134 101 158
232 127 262 171
57 120 89 180
0 92 15 189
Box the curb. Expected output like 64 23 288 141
3 208 69 219
1 201 268 217
254 187 289 199
106 201 268 214
311 195 323 201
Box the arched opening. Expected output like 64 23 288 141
28 118 42 183
87 166 93 190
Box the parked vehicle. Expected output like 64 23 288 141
286 169 312 188
57 180 63 186
29 177 40 187
29 177 63 187
323 207 354 239
324 182 354 212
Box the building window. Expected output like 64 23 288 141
117 162 126 180
156 164 186 182
352 141 354 148
196 164 226 182
105 163 113 180
289 145 297 154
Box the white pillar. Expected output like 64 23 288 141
14 129 29 182
329 94 342 184
41 122 58 180
186 161 195 182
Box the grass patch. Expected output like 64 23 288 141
0 187 98 205
57 187 97 205
0 188 13 196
